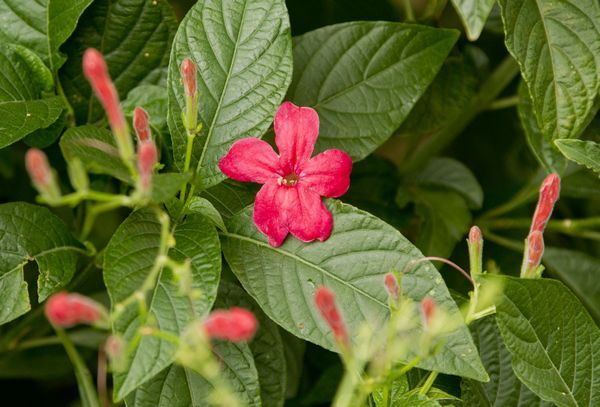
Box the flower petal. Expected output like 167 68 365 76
301 149 352 197
219 138 280 183
287 185 333 243
253 182 289 247
274 102 319 171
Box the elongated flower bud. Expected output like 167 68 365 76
133 107 151 142
314 287 349 347
530 173 560 234
137 140 157 193
83 48 133 161
203 307 257 342
384 273 400 302
180 58 196 98
45 292 108 328
421 296 436 328
25 148 60 199
467 225 483 276
521 231 545 278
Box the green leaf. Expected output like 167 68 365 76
167 0 293 189
372 376 410 406
489 275 600 406
221 200 487 381
410 157 483 209
127 340 261 407
450 0 496 40
561 167 600 199
150 173 191 204
0 202 84 324
217 280 287 407
400 188 472 259
0 44 64 149
201 180 257 220
376 390 441 407
60 125 130 182
188 197 227 232
0 0 93 72
543 247 600 323
103 208 221 399
60 0 177 124
122 85 169 134
280 328 305 398
288 22 459 161
554 139 600 177
499 0 600 140
518 82 568 173
461 316 544 407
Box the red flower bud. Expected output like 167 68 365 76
469 226 482 247
525 231 545 269
45 292 106 328
421 296 436 328
180 58 196 97
83 48 126 136
25 148 51 189
530 173 560 234
133 107 151 142
137 140 157 192
203 307 257 342
384 273 400 302
314 286 349 346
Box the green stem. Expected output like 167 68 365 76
80 199 128 241
487 95 519 110
480 217 600 241
402 0 414 21
401 56 520 173
478 183 538 220
419 371 438 395
55 326 100 407
480 229 523 252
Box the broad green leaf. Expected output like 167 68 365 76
25 111 67 148
554 139 600 177
461 316 544 407
188 197 227 232
122 85 169 134
201 180 257 220
0 44 63 149
543 247 600 323
0 0 93 72
376 390 441 407
60 126 130 182
60 0 177 124
397 55 478 141
518 82 568 173
150 173 191 204
410 157 483 209
561 167 600 199
221 200 487 381
104 208 221 399
398 188 471 259
218 280 287 407
127 340 261 407
451 0 496 40
490 275 600 406
167 0 293 190
0 202 84 324
499 0 600 140
288 22 458 161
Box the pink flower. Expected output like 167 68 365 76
314 286 349 346
133 107 151 142
203 307 258 342
219 102 352 247
45 292 107 328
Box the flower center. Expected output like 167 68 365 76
279 173 299 187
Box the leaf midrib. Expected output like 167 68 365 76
220 231 387 308
195 0 250 176
501 293 579 405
